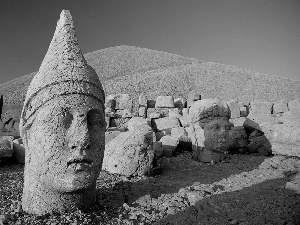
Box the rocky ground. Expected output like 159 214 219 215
1 149 300 225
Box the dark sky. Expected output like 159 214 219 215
1 0 300 85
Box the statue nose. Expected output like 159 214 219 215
67 119 91 150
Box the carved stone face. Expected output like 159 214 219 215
203 119 232 153
24 94 105 193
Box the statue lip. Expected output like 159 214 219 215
67 157 93 167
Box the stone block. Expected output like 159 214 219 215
179 116 190 127
240 106 248 117
160 135 179 157
0 136 13 158
102 131 155 176
147 99 156 108
115 94 133 110
139 94 147 107
168 108 182 118
147 108 169 118
247 101 273 124
153 141 163 158
105 99 116 110
171 127 191 150
174 98 184 109
138 107 147 118
273 100 288 114
127 117 148 131
155 131 166 141
288 99 300 115
227 99 240 119
153 117 181 133
155 96 174 108
13 138 25 164
187 93 201 108
230 117 246 127
122 109 133 118
182 108 189 117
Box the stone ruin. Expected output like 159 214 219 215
0 9 300 216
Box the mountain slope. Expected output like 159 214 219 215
1 45 300 109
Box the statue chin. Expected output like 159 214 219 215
39 169 98 193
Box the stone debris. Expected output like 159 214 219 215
102 131 155 176
155 96 174 108
138 106 147 118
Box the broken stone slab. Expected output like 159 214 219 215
227 99 240 119
273 100 288 114
155 96 174 108
13 138 25 164
102 131 155 176
288 99 300 115
243 117 263 132
168 108 182 118
0 136 14 158
139 94 147 107
115 94 133 110
153 117 181 133
187 93 201 108
127 117 149 131
159 135 179 157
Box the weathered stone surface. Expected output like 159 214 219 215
102 131 155 176
187 93 201 108
159 135 179 157
13 138 25 164
147 108 169 118
228 126 248 149
20 10 105 215
288 99 300 115
171 127 191 150
227 99 240 119
247 101 273 124
155 96 174 108
174 98 184 109
127 117 148 131
189 99 230 127
138 94 147 107
115 94 132 110
0 136 13 158
179 116 190 127
168 108 182 118
138 107 147 118
246 135 271 155
182 108 189 117
153 117 181 133
273 100 288 114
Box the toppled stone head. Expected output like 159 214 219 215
20 10 105 215
188 99 232 162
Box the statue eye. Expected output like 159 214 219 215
87 109 104 128
63 111 73 129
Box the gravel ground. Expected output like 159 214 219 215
1 151 300 225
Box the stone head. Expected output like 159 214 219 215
20 10 105 194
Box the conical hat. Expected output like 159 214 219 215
20 10 104 129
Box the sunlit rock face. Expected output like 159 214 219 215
188 99 232 163
20 10 105 215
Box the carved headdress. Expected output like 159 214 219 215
20 10 104 135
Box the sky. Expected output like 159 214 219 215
0 0 300 85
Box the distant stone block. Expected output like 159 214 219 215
187 93 201 108
139 94 147 107
174 98 185 109
115 94 133 110
153 117 181 133
147 99 156 108
0 136 13 158
240 106 248 117
138 107 147 118
160 135 179 157
227 99 240 119
13 138 25 164
155 96 174 108
168 108 182 118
